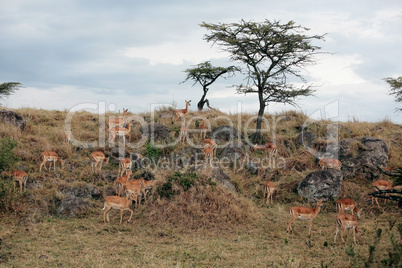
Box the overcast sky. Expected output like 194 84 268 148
1 0 401 123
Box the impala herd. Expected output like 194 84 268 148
1 101 398 245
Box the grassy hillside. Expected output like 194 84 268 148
0 107 401 267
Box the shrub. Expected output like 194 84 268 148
0 137 18 172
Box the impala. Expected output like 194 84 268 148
178 125 188 143
371 179 393 206
102 195 134 225
173 100 191 122
202 145 214 166
118 158 132 176
64 130 71 144
114 171 133 197
138 179 157 201
108 122 132 144
202 138 217 155
90 151 109 172
122 180 144 208
198 119 208 139
334 214 360 245
287 199 323 235
108 108 128 129
336 198 361 219
253 143 277 159
39 151 64 172
318 157 342 170
262 181 276 205
4 170 28 192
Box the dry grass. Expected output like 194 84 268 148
0 108 401 267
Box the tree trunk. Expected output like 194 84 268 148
254 90 266 144
197 89 208 111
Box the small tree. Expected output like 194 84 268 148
0 82 22 104
182 61 239 111
201 20 325 143
384 76 402 112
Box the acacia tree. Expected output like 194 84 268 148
201 20 326 143
384 76 402 112
0 82 22 104
182 61 239 111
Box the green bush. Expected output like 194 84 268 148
145 141 161 162
0 137 18 172
157 172 198 199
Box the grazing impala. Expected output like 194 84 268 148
118 158 132 176
198 119 208 139
102 195 135 225
178 125 188 143
108 108 128 129
371 179 393 206
108 122 132 144
203 145 214 166
253 143 277 159
262 181 276 205
114 171 132 197
4 170 28 192
202 138 217 156
90 151 109 172
173 100 191 122
334 214 360 245
287 199 323 235
318 157 342 170
64 130 71 144
39 151 64 172
336 198 361 219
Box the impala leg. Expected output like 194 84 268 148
334 225 340 243
287 216 296 233
308 218 313 235
120 209 124 225
353 226 357 245
341 226 346 244
103 206 111 223
126 208 133 223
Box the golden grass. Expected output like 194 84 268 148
0 107 401 266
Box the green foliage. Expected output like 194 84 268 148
380 224 402 267
145 141 161 162
0 137 19 172
0 82 22 103
384 76 402 111
157 172 198 199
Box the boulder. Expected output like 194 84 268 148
339 136 389 180
211 167 236 192
56 197 93 217
0 109 26 130
212 125 238 142
219 143 244 162
297 169 343 201
141 123 170 141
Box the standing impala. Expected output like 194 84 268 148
102 195 135 225
287 199 323 235
202 145 214 166
318 157 342 170
336 198 361 219
118 158 132 177
371 179 393 206
114 171 132 197
334 214 360 245
173 100 191 122
262 181 276 205
90 151 109 172
3 170 28 192
198 119 208 139
108 122 132 144
108 108 128 129
253 143 277 159
39 151 64 172
202 138 217 156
